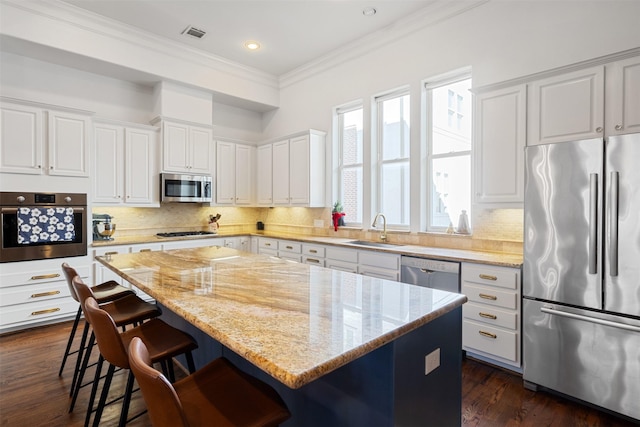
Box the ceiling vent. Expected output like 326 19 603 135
182 26 207 39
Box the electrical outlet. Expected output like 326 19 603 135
314 219 324 228
425 348 440 375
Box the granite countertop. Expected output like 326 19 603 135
93 231 523 268
96 246 467 389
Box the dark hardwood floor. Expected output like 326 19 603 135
0 321 637 426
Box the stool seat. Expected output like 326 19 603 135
101 294 161 327
129 337 291 427
91 280 136 303
120 319 198 364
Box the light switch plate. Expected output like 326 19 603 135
314 219 324 228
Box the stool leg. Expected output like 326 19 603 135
69 332 95 412
118 370 136 427
69 320 90 396
185 351 196 374
84 354 104 427
92 363 116 427
59 307 82 376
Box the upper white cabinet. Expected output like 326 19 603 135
93 121 159 206
271 130 326 207
605 56 640 136
158 119 213 174
0 99 90 177
256 144 273 206
527 65 605 145
215 140 254 205
473 85 526 205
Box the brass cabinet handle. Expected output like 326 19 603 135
265 243 271 246
30 273 60 280
285 245 293 250
479 274 497 281
105 251 119 255
479 293 498 301
140 249 152 252
31 308 61 316
479 330 497 339
309 249 318 254
31 290 61 298
306 258 320 264
479 312 497 320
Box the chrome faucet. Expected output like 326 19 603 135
372 213 387 242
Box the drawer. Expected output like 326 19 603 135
303 256 325 267
279 253 302 263
462 263 520 290
94 246 128 257
130 243 162 253
463 283 518 310
258 248 279 257
279 241 302 253
358 266 399 281
325 247 358 263
0 297 78 329
463 319 518 362
303 244 325 258
325 259 358 273
463 302 518 330
258 238 278 250
0 264 90 288
0 281 73 307
358 251 400 270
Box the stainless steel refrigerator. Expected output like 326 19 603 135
523 133 640 421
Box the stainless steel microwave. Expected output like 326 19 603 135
160 173 212 203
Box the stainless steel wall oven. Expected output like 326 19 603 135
0 192 87 263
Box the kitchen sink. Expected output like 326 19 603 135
346 240 405 248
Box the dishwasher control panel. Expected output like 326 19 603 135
400 257 460 274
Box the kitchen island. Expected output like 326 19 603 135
96 246 467 426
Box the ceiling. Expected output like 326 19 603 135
60 0 436 77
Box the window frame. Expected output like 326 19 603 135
335 102 364 227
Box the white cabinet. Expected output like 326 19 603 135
257 237 279 256
159 119 213 174
302 244 325 267
278 240 302 263
528 65 605 145
605 56 640 136
325 246 358 273
473 85 526 205
461 262 521 370
0 100 90 176
93 121 159 206
357 251 401 281
215 141 254 205
256 144 273 206
270 130 326 207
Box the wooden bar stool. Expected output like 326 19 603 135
60 263 136 392
68 275 162 414
83 295 199 427
128 336 291 427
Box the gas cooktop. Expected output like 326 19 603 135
156 231 216 238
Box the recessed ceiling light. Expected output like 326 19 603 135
244 40 261 51
362 7 377 16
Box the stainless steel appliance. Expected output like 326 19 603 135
523 134 640 421
160 173 212 203
400 256 460 293
92 213 116 241
0 192 87 263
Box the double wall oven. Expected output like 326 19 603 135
0 192 87 263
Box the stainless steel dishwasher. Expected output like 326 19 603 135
400 256 460 293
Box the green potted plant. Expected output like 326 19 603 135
332 201 345 230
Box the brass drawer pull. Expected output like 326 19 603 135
479 330 497 339
479 293 497 301
30 273 60 280
31 290 61 298
31 308 61 316
306 258 320 264
479 312 497 320
140 249 152 252
309 249 318 254
105 251 119 256
264 243 271 246
285 246 293 250
479 274 498 281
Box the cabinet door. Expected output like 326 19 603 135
93 124 123 203
289 135 310 205
235 144 253 205
162 121 189 172
189 126 213 173
606 56 640 136
272 139 290 205
125 128 156 204
528 65 605 145
216 141 236 204
256 144 273 205
474 85 526 205
0 103 43 174
47 111 90 176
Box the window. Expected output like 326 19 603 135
426 75 472 231
336 105 363 225
376 91 410 227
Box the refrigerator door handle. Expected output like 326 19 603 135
588 173 598 274
609 171 619 277
540 306 640 332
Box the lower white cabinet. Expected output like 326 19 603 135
257 237 279 256
461 262 522 370
357 251 400 281
302 244 325 267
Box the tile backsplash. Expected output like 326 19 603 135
96 205 523 255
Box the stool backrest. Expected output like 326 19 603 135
61 262 80 303
70 275 95 313
82 295 130 369
128 337 189 427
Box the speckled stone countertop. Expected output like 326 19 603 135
96 246 467 389
93 231 523 268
